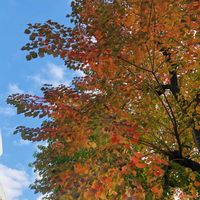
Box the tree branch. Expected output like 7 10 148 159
117 55 152 73
152 71 182 155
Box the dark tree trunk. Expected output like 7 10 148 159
169 151 200 173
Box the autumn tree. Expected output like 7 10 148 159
8 0 200 199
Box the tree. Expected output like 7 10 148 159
8 0 200 199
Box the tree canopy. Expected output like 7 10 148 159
8 0 200 199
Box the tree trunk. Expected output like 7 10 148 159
169 151 200 174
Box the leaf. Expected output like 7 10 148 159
134 152 142 159
130 156 139 164
24 29 31 34
26 54 32 61
194 181 200 187
83 190 94 200
29 33 37 40
132 170 137 176
74 163 89 174
135 162 146 169
151 185 163 198
111 134 119 144
30 51 37 58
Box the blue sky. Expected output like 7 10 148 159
0 0 75 199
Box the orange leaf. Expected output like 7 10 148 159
194 181 200 187
132 170 137 176
74 163 88 174
83 190 94 200
151 185 163 198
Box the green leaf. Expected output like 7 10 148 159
30 51 38 58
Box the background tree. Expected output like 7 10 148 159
8 0 200 199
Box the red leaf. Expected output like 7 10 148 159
132 132 141 144
132 138 139 144
134 152 142 159
130 156 139 164
129 124 137 133
111 134 119 144
135 163 146 169
152 165 164 177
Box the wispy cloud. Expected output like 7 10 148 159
74 69 85 77
48 63 65 80
0 164 30 200
0 106 15 116
8 84 24 94
13 139 31 146
28 63 69 87
28 62 85 88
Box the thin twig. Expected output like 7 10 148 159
139 139 170 156
118 55 152 73
146 45 154 69
147 80 175 127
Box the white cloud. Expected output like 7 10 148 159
48 63 65 80
37 195 44 200
0 164 30 200
28 62 85 89
28 63 69 87
0 107 15 116
73 69 85 77
28 74 47 86
8 84 24 94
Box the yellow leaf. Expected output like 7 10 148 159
88 141 97 148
